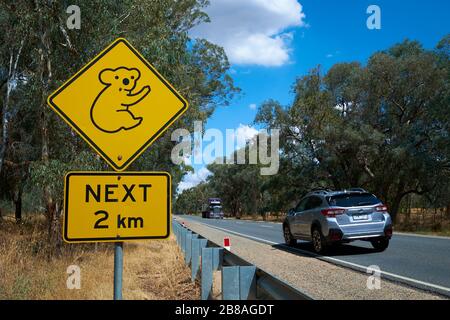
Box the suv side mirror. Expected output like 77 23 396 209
288 208 295 215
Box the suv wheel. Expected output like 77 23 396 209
312 227 327 254
371 238 389 252
283 225 296 246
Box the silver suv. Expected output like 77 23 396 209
282 189 393 253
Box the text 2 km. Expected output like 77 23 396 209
85 184 151 230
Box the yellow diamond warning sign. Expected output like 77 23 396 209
63 172 171 243
48 38 188 171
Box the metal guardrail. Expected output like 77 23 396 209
172 219 313 300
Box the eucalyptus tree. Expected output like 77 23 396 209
255 38 450 222
0 1 238 249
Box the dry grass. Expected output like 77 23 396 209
122 241 200 300
0 214 199 300
396 208 450 237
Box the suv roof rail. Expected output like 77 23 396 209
346 187 367 192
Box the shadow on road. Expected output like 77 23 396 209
273 241 378 258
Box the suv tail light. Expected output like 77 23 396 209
321 208 346 217
375 205 388 212
385 226 393 237
328 229 343 241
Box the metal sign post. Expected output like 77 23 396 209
114 242 123 300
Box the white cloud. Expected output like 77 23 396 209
249 103 257 110
326 50 340 59
236 124 258 140
191 0 306 66
178 167 212 192
234 124 258 148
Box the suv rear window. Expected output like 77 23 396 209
327 193 381 207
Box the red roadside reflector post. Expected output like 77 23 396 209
224 237 231 251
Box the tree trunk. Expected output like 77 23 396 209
0 41 24 177
389 187 405 224
14 189 22 224
389 197 401 223
389 180 408 223
49 201 63 253
0 60 14 176
0 86 10 175
36 3 62 255
404 194 411 225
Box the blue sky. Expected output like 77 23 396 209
179 0 450 191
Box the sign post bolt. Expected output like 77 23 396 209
113 241 123 300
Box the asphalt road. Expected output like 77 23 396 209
180 215 450 295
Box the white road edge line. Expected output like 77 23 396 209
185 218 450 294
393 232 450 240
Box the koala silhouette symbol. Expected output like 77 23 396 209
90 67 151 133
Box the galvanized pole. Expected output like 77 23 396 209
113 242 123 300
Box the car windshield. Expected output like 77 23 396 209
327 193 380 207
212 206 222 213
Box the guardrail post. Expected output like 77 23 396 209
191 238 200 282
199 238 207 249
181 227 187 254
185 231 193 265
222 266 256 300
222 266 240 300
191 233 198 265
201 247 213 300
212 247 223 271
178 224 182 243
240 266 256 300
191 238 208 282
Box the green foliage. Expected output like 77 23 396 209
0 1 237 218
174 182 212 214
207 162 262 216
255 37 450 221
29 160 69 203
